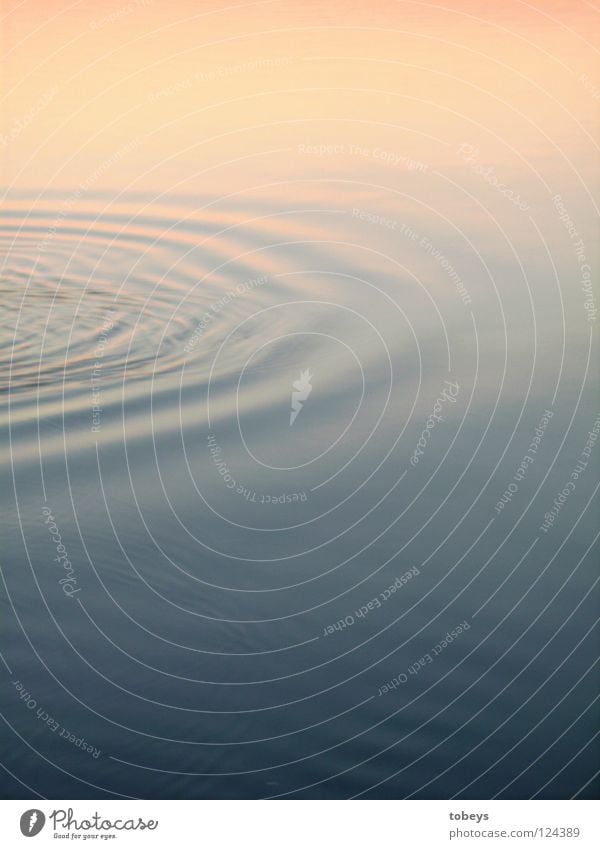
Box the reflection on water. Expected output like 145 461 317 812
1 0 598 801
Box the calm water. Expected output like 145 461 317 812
1 0 598 801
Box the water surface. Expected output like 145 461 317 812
1 0 598 800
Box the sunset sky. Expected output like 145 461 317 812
1 0 597 195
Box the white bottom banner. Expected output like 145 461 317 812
0 800 597 848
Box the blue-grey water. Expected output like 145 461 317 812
1 179 597 800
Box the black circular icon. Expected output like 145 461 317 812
19 810 45 837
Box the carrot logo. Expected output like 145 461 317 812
289 369 313 426
20 810 45 837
